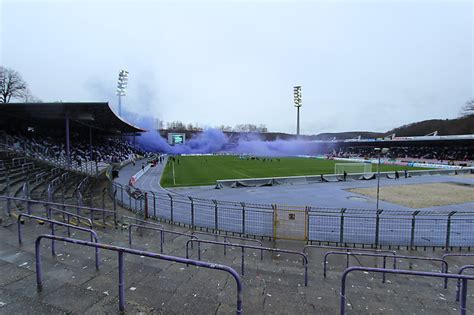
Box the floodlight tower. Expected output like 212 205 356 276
293 86 302 136
117 70 129 116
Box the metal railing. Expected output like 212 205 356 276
0 195 117 227
48 207 93 229
35 234 243 314
323 251 449 287
340 266 474 315
120 215 164 229
191 231 264 259
18 213 99 269
110 181 474 248
303 244 397 256
186 238 308 286
128 223 198 253
456 265 474 302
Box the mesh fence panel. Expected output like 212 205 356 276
245 208 273 236
193 200 215 229
308 213 341 243
342 214 376 244
155 195 172 220
379 215 412 246
173 199 192 225
217 205 243 233
413 217 447 247
450 216 474 247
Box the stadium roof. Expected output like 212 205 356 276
0 102 145 134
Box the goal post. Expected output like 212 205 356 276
334 163 372 174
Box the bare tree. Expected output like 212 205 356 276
462 99 474 116
0 66 29 103
21 88 42 103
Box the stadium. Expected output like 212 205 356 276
0 100 474 314
2 0 474 314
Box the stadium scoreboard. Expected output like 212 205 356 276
168 133 186 145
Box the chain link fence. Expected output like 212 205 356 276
109 180 474 248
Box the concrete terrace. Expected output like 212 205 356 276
0 155 473 313
1 207 474 314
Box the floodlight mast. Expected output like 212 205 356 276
117 70 129 116
293 86 302 136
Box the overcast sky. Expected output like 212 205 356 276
1 0 473 134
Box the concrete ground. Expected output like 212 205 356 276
1 205 474 314
0 160 473 313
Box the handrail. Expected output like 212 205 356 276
48 207 93 228
441 253 474 286
303 244 396 256
441 253 474 260
128 223 197 253
340 266 474 315
456 265 474 301
0 195 116 214
324 251 449 287
18 213 99 269
186 238 308 286
191 230 264 260
35 234 243 314
304 245 397 269
120 215 163 229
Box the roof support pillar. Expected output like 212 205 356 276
65 111 71 168
89 127 93 161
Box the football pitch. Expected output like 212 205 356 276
160 155 429 187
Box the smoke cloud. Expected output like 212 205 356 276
123 112 321 156
232 138 318 156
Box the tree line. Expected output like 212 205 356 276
156 120 268 133
0 66 40 103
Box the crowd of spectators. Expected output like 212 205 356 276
1 130 145 166
330 146 474 165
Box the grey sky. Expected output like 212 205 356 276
1 0 472 134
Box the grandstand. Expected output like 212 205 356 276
1 102 474 313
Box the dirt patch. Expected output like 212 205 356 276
348 182 474 208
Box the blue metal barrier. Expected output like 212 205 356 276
35 234 243 314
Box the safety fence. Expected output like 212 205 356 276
340 267 474 315
110 181 474 248
34 234 243 313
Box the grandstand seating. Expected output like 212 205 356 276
1 130 145 175
332 146 474 166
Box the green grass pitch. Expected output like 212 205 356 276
160 155 429 187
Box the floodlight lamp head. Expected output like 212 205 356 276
293 86 302 108
293 85 302 107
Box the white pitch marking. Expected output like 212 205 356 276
232 170 251 178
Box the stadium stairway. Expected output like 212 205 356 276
1 197 474 314
1 167 474 313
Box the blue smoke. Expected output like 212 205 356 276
122 112 319 156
